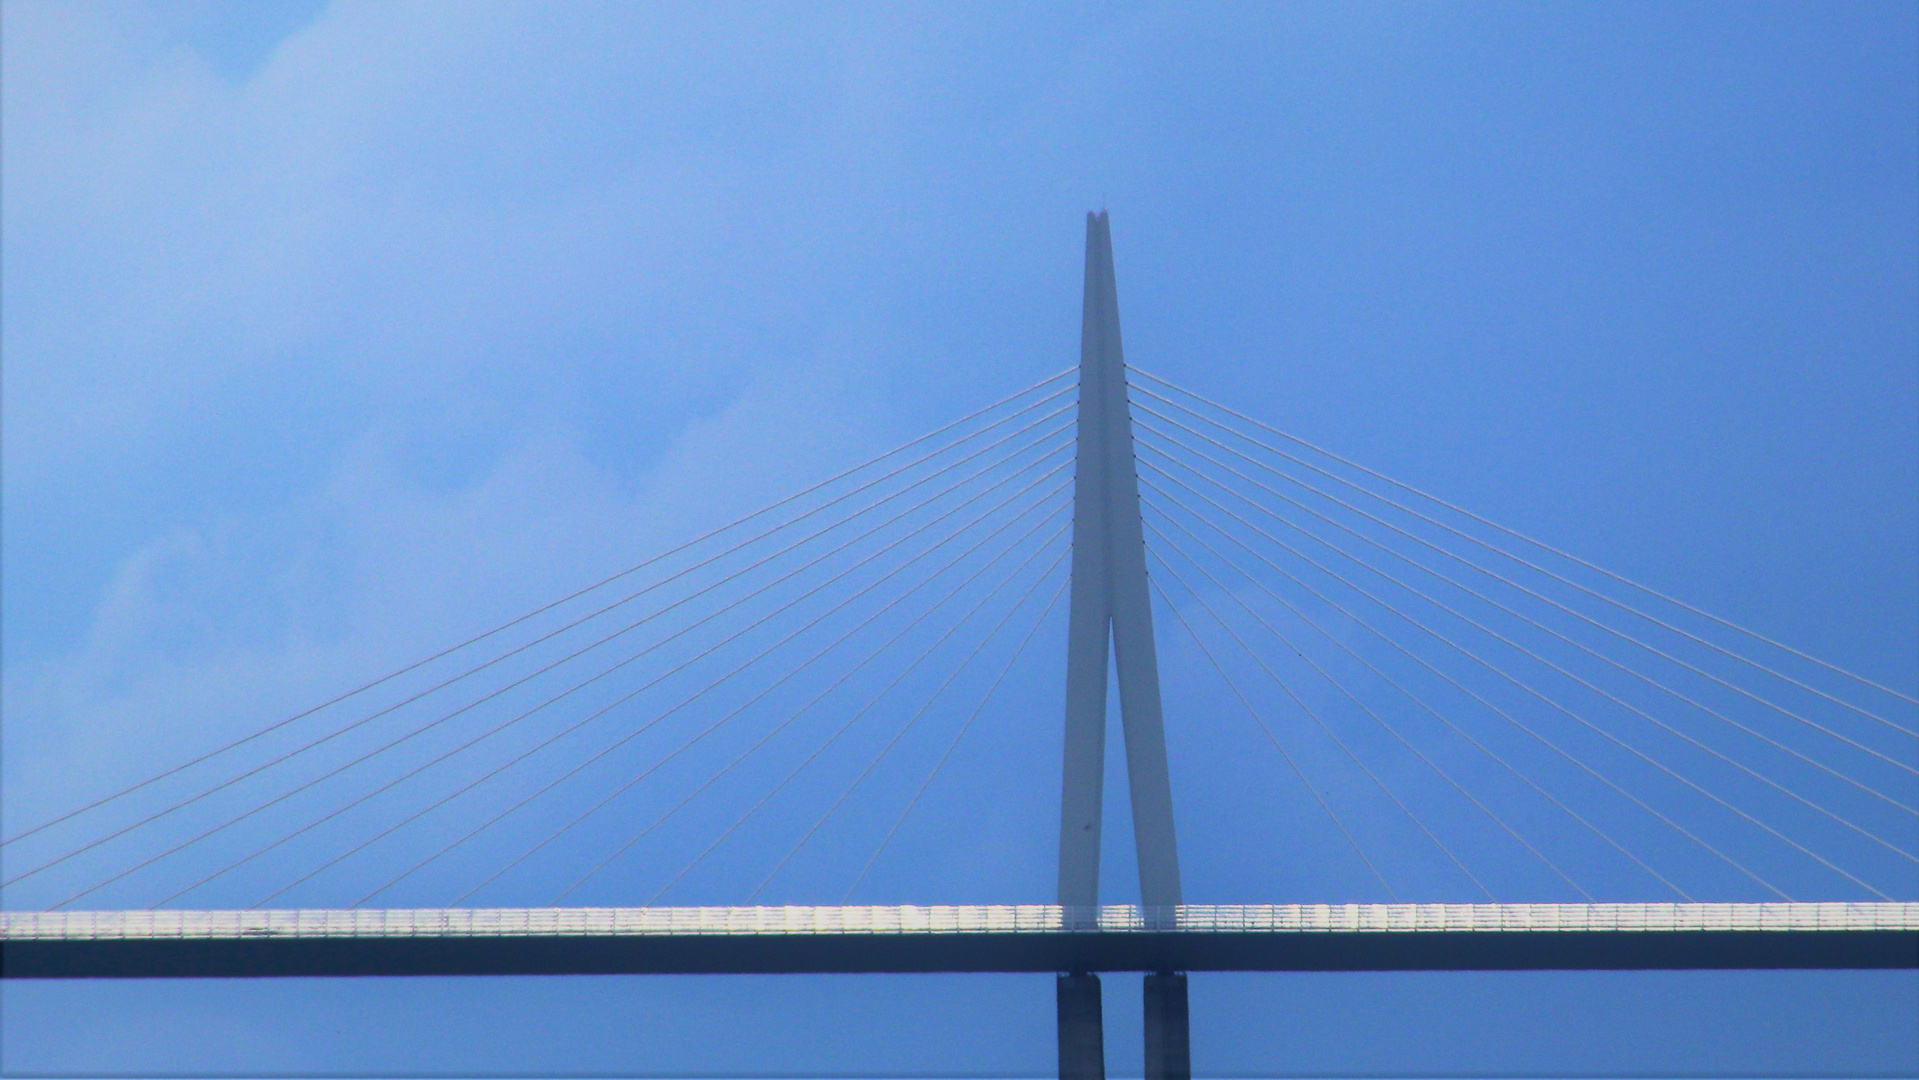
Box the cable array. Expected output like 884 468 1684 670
1128 366 1917 903
4 371 1075 911
8 361 1909 911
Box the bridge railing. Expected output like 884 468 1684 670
6 901 1915 942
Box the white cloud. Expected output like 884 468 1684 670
1 0 923 853
3 360 889 868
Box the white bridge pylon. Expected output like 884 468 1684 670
1060 211 1184 914
1057 211 1189 1080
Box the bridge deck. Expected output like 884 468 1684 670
6 902 1914 977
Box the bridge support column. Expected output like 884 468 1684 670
1057 972 1107 1080
1143 971 1191 1080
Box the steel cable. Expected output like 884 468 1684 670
742 546 1071 904
629 534 1068 907
1140 428 1919 860
1141 465 1778 899
1150 574 1398 900
843 574 1070 903
242 501 1060 909
549 514 1068 906
359 466 1074 908
1141 441 1908 895
2 368 1074 850
1148 521 1592 900
1151 552 1496 901
1134 408 1919 791
135 427 1079 907
9 407 1076 893
1127 369 1919 717
1142 501 1683 899
29 422 1075 906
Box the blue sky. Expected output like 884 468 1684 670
3 1 1915 1074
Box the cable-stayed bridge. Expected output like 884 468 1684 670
4 214 1914 1079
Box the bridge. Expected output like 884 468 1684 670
5 213 1915 1079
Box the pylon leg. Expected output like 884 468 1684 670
1143 971 1190 1080
1057 972 1106 1080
